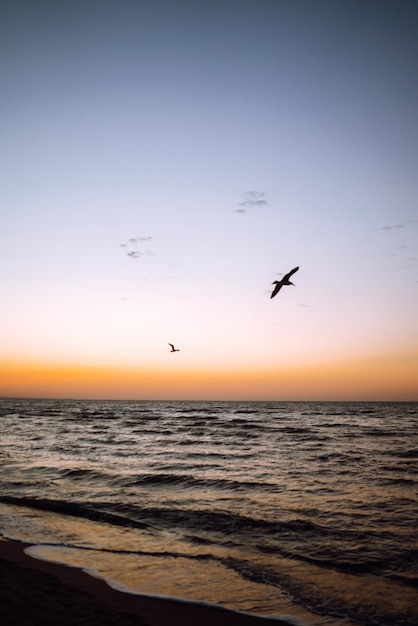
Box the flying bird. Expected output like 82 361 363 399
270 266 299 298
168 343 180 352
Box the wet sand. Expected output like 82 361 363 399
0 538 296 626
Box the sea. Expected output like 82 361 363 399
0 398 417 626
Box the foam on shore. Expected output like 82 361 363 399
0 538 301 626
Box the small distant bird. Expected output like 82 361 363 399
270 266 299 298
168 343 180 352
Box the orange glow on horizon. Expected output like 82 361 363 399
0 353 417 401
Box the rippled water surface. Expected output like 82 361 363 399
1 399 417 625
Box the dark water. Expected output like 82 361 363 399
0 399 417 625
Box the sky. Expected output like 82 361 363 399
1 0 417 401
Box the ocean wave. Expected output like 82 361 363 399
2 398 418 626
0 495 150 530
110 472 279 493
0 494 327 539
386 448 418 459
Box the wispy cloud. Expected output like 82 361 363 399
381 224 404 230
126 250 155 260
117 236 154 260
235 190 268 213
126 250 142 259
240 190 268 206
128 237 153 243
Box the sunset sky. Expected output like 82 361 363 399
1 0 417 401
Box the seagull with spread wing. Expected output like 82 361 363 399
270 266 299 299
168 343 180 352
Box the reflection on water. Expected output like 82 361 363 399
27 545 293 618
1 399 418 626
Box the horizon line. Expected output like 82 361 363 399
1 395 416 404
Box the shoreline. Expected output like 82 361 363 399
0 538 298 626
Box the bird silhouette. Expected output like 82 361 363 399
270 266 299 298
168 343 180 352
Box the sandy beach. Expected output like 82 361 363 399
0 538 296 626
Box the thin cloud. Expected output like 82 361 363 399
381 224 404 230
245 190 266 199
127 236 153 244
126 250 142 259
126 250 155 260
239 200 268 207
235 190 268 212
240 190 268 206
117 236 155 260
